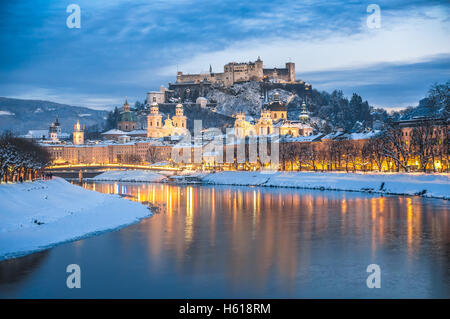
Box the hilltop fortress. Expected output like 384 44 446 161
175 57 295 87
168 57 311 103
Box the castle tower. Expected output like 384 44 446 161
286 62 295 82
147 97 163 137
73 120 85 145
172 99 187 129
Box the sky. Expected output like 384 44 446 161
0 0 449 111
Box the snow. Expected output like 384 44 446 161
21 130 48 139
102 129 125 135
84 168 449 199
0 110 15 116
89 170 167 182
0 178 152 261
200 171 450 199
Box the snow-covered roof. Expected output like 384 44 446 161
345 130 381 140
321 132 344 140
102 129 125 135
22 130 48 139
127 129 147 135
283 133 323 143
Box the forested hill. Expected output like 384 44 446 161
0 97 108 134
205 80 449 133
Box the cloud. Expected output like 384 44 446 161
0 0 448 110
159 7 450 76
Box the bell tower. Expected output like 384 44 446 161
147 97 163 137
73 120 84 145
173 99 187 129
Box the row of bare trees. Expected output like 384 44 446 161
279 124 448 173
0 132 51 183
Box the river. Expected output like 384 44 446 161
0 181 448 298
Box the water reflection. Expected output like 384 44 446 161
1 181 448 298
78 181 449 297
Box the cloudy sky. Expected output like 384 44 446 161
0 0 449 110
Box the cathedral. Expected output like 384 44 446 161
117 99 138 132
146 97 188 138
234 92 313 138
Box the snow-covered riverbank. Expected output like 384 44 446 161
0 178 152 261
88 170 168 182
200 171 450 199
84 169 449 199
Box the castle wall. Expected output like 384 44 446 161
175 59 295 87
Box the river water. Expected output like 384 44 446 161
0 181 448 298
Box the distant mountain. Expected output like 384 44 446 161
0 97 108 134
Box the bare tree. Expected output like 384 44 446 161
381 126 412 172
363 137 385 172
410 120 438 172
145 146 165 164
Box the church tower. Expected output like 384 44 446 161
73 120 84 145
147 97 163 137
117 98 137 132
299 98 309 123
172 99 187 129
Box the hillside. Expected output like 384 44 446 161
0 97 108 134
205 80 449 133
205 81 386 133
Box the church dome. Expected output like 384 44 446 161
119 110 137 122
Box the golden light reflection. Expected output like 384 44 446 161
407 198 413 255
75 181 447 293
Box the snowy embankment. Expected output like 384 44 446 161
0 178 152 261
89 170 167 182
200 171 450 199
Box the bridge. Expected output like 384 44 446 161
45 163 180 179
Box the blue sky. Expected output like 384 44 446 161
0 0 449 110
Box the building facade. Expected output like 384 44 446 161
146 99 188 138
234 92 313 138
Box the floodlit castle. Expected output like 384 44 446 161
176 57 296 87
146 98 188 138
234 92 313 138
